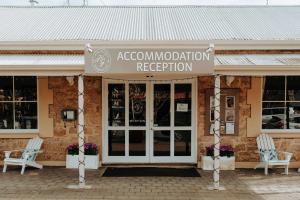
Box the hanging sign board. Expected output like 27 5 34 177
85 48 214 74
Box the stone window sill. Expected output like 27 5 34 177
262 129 300 138
0 132 39 138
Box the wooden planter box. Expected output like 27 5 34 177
66 154 99 169
202 156 235 170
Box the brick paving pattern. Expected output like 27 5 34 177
0 167 300 200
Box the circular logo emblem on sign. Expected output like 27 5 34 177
91 49 111 72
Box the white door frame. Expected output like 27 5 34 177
102 78 197 164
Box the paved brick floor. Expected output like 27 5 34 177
0 167 300 200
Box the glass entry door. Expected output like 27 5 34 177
103 79 196 163
150 82 195 163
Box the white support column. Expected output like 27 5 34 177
67 74 90 189
78 74 85 187
213 74 221 190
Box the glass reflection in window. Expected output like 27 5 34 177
0 103 13 129
108 130 125 156
153 84 170 127
174 130 191 156
262 102 285 129
0 76 13 101
287 102 300 129
15 77 37 101
287 76 300 101
15 102 37 129
129 130 146 156
263 76 285 101
153 131 170 156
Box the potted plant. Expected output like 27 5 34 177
202 144 235 170
66 143 99 169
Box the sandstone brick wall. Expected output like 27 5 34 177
197 76 300 162
0 76 102 162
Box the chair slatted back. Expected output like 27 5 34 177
257 133 276 151
22 137 43 161
256 133 278 161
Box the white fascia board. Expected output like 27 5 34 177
0 40 299 51
0 64 84 76
215 65 300 76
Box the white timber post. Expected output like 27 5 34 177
213 74 221 190
78 74 85 187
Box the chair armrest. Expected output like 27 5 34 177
4 151 12 159
4 149 23 159
283 152 293 161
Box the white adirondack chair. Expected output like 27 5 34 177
255 133 292 175
3 137 43 175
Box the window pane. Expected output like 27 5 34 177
15 76 37 101
262 102 285 129
129 84 146 126
174 130 191 156
174 84 191 126
153 84 170 126
0 76 13 101
108 84 125 126
0 103 13 129
287 102 300 129
108 130 125 156
287 76 300 101
129 130 146 156
263 76 285 101
15 102 37 129
153 131 170 156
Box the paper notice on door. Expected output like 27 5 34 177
176 103 188 112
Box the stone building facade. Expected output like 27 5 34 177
1 75 300 168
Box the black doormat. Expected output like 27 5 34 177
102 167 200 177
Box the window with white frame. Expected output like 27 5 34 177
0 76 38 130
262 76 300 130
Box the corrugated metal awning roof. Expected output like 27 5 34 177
215 54 300 66
215 54 300 75
0 55 84 76
1 54 300 76
0 6 299 42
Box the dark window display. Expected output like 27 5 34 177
0 103 13 129
153 130 170 156
129 130 146 156
108 130 125 156
174 84 191 126
0 76 13 101
174 130 191 156
153 84 170 127
287 76 300 101
15 77 37 101
262 76 300 129
15 102 37 129
108 84 125 126
262 102 285 129
0 76 37 130
263 76 285 101
129 84 146 126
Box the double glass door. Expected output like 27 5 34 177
103 79 196 163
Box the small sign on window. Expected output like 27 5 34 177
176 103 188 112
